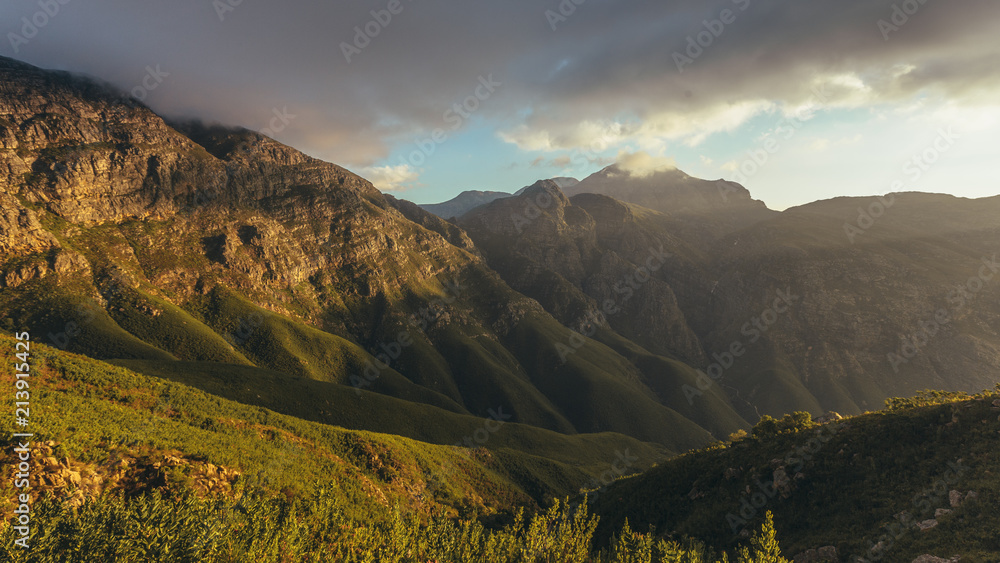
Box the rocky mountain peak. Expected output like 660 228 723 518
563 163 776 235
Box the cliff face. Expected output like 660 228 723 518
0 56 734 453
461 175 1000 420
0 56 481 313
564 165 777 236
459 181 709 366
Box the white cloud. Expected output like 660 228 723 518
807 138 830 152
359 164 420 192
615 150 677 178
498 100 773 155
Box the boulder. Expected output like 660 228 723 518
814 412 843 424
793 549 818 562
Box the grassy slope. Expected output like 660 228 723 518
0 336 667 512
507 316 716 453
188 286 468 414
110 358 670 472
4 202 725 450
592 327 750 438
591 390 1000 562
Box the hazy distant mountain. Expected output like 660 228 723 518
418 190 512 219
515 177 580 195
565 165 776 236
460 173 1000 421
420 178 581 219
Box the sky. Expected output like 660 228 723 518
3 0 999 210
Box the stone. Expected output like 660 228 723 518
813 412 843 424
817 546 837 560
793 549 818 562
916 519 938 531
935 508 952 518
949 490 963 508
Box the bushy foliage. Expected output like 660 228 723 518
0 489 789 562
736 512 787 563
884 389 975 411
750 412 814 439
590 387 1000 562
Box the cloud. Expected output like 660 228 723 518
3 0 999 170
358 164 420 192
807 139 831 152
529 155 573 168
614 150 676 178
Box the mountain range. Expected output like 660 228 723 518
1 54 999 561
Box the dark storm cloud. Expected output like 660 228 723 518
3 0 998 162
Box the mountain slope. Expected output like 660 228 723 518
0 55 719 453
565 165 777 239
590 389 1000 562
458 167 1000 422
419 190 512 219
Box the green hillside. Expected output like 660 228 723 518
0 335 781 563
590 388 1000 562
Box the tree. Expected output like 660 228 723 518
737 511 789 563
751 416 779 439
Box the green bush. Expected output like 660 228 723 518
750 412 814 439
